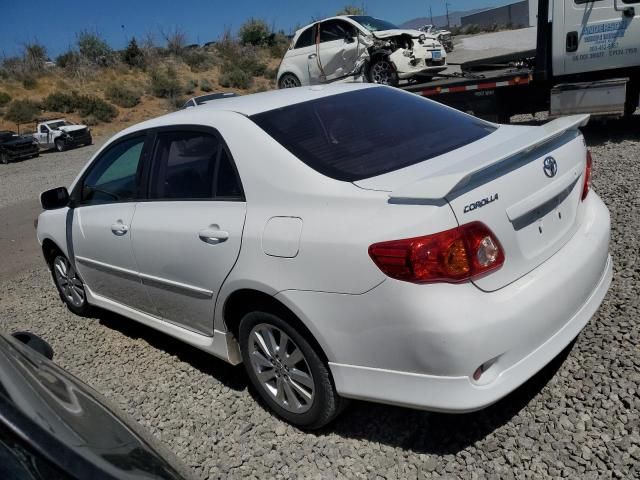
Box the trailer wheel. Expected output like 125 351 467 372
368 58 398 87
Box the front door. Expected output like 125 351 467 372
557 0 640 75
130 128 246 335
71 134 155 313
308 20 363 82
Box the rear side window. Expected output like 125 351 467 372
250 87 497 181
150 131 219 199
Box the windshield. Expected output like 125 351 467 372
349 15 399 32
250 87 496 182
47 121 74 130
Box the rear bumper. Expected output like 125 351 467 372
276 193 612 411
4 146 39 160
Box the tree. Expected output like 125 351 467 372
336 5 365 15
160 26 186 56
238 18 272 46
77 30 113 66
122 37 145 68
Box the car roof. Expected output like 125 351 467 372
294 15 364 35
118 83 379 137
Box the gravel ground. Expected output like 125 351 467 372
0 118 638 479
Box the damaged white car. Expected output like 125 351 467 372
277 15 447 88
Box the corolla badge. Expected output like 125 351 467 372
543 157 558 178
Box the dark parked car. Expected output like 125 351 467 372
0 331 198 480
0 131 39 164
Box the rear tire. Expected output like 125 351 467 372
0 153 8 165
239 311 345 429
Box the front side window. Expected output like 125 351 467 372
320 20 356 42
81 136 146 204
251 87 497 182
149 131 219 200
294 25 316 49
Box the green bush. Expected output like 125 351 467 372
219 68 252 89
22 75 38 89
239 18 272 46
336 5 365 15
182 49 215 72
0 91 11 107
200 78 213 92
56 50 81 69
269 32 290 59
4 99 41 124
185 78 197 95
149 67 183 98
42 91 117 122
105 84 141 108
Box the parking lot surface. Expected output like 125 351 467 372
0 118 638 479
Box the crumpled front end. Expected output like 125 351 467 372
369 31 447 79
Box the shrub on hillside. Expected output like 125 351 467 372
22 75 38 89
105 84 141 108
336 5 365 15
0 91 11 107
42 91 117 122
149 67 183 99
182 49 215 72
200 78 213 92
269 32 290 59
56 50 81 69
4 99 41 124
219 68 252 89
185 79 197 95
239 18 272 46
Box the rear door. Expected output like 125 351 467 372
557 0 640 75
130 127 246 335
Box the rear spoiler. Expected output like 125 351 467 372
389 114 590 201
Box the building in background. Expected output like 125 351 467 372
461 1 532 29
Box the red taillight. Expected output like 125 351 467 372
368 222 505 284
582 150 593 201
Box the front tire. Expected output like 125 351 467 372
54 139 66 152
278 73 301 89
0 153 8 165
50 253 91 316
239 311 344 429
368 58 399 86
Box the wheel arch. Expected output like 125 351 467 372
223 288 329 363
41 237 64 266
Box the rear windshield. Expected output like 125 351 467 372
250 87 496 181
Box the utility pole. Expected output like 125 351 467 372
445 2 451 28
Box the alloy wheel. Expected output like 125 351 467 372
279 75 300 89
370 60 395 85
248 323 315 413
53 256 85 308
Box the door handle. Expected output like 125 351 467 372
111 223 129 236
198 228 229 244
308 53 317 59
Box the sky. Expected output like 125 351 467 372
0 0 516 58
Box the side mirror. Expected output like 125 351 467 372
11 332 54 360
40 186 69 210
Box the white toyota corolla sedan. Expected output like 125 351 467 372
37 84 612 429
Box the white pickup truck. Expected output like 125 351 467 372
32 119 92 152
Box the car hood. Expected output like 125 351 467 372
0 333 197 480
372 28 437 40
58 125 87 133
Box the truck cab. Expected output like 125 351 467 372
551 0 640 76
33 119 92 152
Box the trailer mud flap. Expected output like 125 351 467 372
550 78 628 117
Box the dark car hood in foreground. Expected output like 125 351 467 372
0 333 198 480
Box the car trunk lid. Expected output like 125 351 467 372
355 114 590 291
